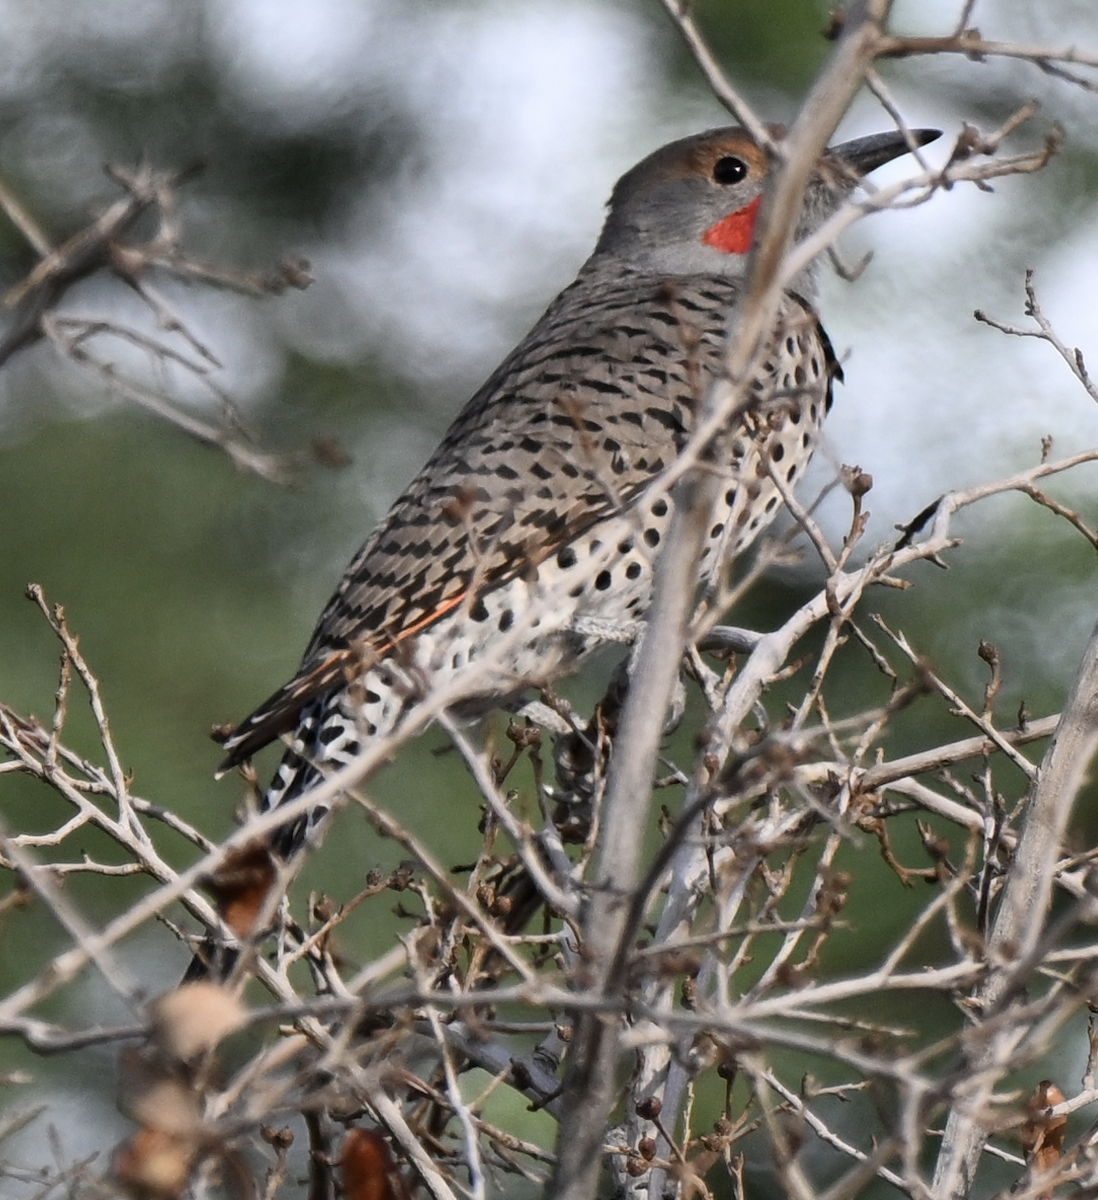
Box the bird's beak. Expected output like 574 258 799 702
829 128 940 175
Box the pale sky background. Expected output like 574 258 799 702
2 0 1096 544
205 0 1098 532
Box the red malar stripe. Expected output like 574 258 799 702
701 194 762 255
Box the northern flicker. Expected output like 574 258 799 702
218 124 937 853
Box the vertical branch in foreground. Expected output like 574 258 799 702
547 4 893 1197
933 616 1098 1197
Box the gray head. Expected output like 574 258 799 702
593 125 939 293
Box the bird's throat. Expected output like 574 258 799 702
701 195 761 255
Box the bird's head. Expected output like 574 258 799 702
594 124 939 288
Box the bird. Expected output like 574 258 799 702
217 123 938 857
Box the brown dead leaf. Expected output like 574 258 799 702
201 842 277 938
113 1127 198 1200
341 1127 405 1200
1021 1079 1068 1195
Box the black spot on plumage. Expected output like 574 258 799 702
673 293 707 314
586 379 624 395
558 343 604 360
404 568 429 595
522 508 566 533
359 603 386 630
646 406 686 433
595 570 612 590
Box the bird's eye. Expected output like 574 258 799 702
713 155 749 185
